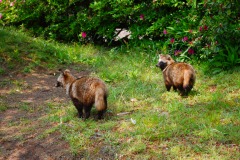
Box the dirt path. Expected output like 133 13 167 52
0 69 84 160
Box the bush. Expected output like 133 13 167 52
0 0 239 70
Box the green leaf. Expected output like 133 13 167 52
166 27 175 31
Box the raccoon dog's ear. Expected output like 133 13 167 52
63 69 71 75
166 55 172 60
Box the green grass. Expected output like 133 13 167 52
0 102 8 112
1 27 240 159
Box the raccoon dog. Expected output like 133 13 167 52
56 69 108 120
156 54 196 96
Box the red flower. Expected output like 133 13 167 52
189 29 193 33
204 25 208 30
188 48 194 55
163 29 167 35
140 14 144 20
81 32 87 38
182 36 188 42
199 26 203 32
170 38 175 44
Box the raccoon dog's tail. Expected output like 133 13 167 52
183 70 195 92
95 88 107 111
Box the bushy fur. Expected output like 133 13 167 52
56 69 108 119
156 54 196 96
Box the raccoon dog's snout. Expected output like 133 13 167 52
156 61 167 70
55 81 62 87
156 61 164 67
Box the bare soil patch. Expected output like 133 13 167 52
0 69 87 160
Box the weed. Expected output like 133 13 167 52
0 102 8 112
0 67 5 75
19 103 30 111
0 79 11 87
38 127 59 139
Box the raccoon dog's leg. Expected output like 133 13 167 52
83 106 92 120
173 86 177 91
164 80 172 91
183 85 193 96
72 98 83 118
165 84 171 91
177 86 185 96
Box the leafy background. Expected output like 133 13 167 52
1 0 239 72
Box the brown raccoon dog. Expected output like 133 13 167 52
56 69 108 120
156 54 196 96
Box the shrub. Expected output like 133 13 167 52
0 0 239 70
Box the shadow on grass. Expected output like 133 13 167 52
0 27 71 75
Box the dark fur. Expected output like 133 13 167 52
156 54 196 96
56 69 108 120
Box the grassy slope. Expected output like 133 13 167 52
1 27 240 159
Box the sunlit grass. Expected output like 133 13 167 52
45 44 239 158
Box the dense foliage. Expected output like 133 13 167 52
0 0 239 71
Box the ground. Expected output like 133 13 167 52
0 68 85 160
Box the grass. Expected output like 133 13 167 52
1 27 240 159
